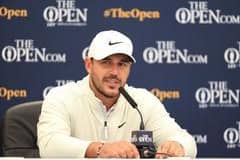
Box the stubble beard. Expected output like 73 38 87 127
91 76 120 99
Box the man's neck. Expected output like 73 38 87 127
99 95 118 111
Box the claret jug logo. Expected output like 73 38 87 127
143 41 208 64
176 1 240 24
1 39 66 63
224 121 240 149
0 6 28 20
43 0 88 27
195 81 240 108
224 41 240 69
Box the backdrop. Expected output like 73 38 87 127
0 0 240 157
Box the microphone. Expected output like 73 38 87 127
119 86 156 158
119 86 144 130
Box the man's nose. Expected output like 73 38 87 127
110 64 120 75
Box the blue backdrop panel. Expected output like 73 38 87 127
0 0 240 157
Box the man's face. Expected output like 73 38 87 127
86 54 132 99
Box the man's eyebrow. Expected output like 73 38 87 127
101 57 111 61
100 57 131 62
120 58 132 63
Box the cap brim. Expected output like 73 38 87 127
93 52 136 63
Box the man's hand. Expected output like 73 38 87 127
155 141 185 158
86 141 139 158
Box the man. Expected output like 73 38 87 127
37 30 197 158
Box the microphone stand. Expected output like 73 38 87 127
119 86 156 158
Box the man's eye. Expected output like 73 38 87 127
119 63 125 66
119 62 129 67
101 60 111 64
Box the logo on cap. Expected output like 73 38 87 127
108 41 123 46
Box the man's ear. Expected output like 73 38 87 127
84 58 91 73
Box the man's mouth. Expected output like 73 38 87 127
104 78 121 87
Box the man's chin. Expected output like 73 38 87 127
104 87 120 98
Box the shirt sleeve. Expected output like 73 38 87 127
139 90 197 158
37 87 91 158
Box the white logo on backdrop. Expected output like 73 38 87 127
43 80 75 98
195 81 240 108
224 41 240 69
43 0 88 27
192 134 208 144
143 41 208 64
176 1 240 24
1 39 66 63
82 46 89 60
224 121 240 149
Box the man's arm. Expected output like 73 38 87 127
138 90 197 158
151 106 197 157
85 141 139 158
37 96 92 157
155 140 185 158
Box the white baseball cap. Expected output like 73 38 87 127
88 30 136 62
